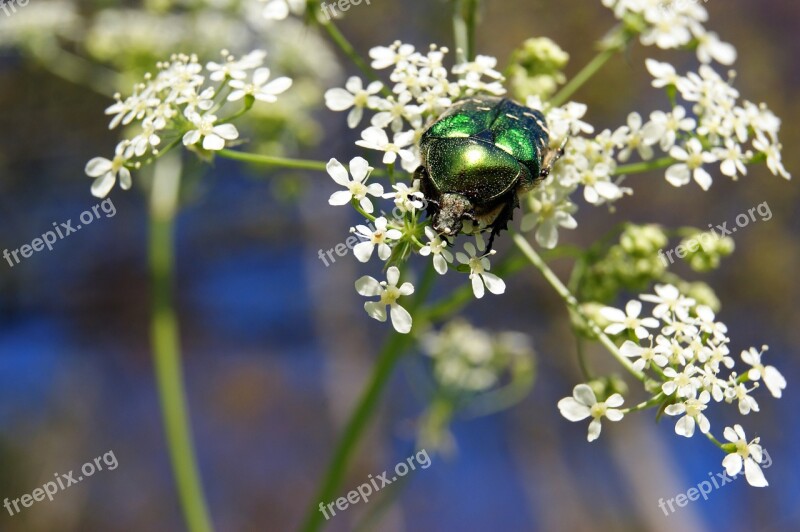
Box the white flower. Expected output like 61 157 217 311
419 226 453 275
85 141 132 198
227 68 293 103
752 137 791 179
617 112 658 162
695 31 737 66
369 42 417 70
666 138 717 190
646 59 680 89
741 346 786 399
352 217 402 263
324 76 384 129
545 100 594 143
664 391 711 438
714 139 749 179
370 92 423 132
452 54 503 81
326 157 383 213
206 50 266 82
647 106 696 151
662 365 701 398
722 425 768 487
355 127 416 165
356 266 415 334
620 338 669 372
261 0 306 20
726 382 760 415
128 117 161 158
570 157 625 205
182 113 239 151
640 284 695 319
456 236 506 299
384 180 425 213
520 186 578 249
557 384 624 442
453 55 506 95
601 300 660 339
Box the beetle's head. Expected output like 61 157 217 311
433 193 474 237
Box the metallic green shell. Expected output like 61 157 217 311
420 97 550 204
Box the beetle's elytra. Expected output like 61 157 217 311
415 96 561 248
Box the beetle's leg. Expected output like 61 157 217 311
487 194 519 251
540 137 568 177
415 166 441 216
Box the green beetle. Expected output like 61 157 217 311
415 96 562 247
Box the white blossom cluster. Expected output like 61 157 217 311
519 0 789 250
601 0 737 66
84 50 293 198
558 283 786 487
325 43 513 334
422 320 534 393
517 57 789 250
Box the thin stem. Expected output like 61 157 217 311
453 0 479 62
316 18 391 96
705 431 728 451
613 156 675 176
149 157 214 532
300 265 437 532
511 231 646 382
29 41 121 98
550 47 617 108
575 337 593 381
621 392 666 414
216 149 330 171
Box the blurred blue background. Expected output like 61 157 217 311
1 1 799 531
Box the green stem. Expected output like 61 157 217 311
148 158 214 532
613 156 675 176
29 41 121 98
621 392 666 414
216 149 330 171
550 47 617 108
300 265 437 532
316 18 392 96
453 0 479 63
511 231 645 382
575 337 593 381
705 431 728 451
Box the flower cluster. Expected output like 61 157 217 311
325 43 514 333
84 50 293 197
422 320 534 393
602 0 737 66
644 60 790 189
559 283 786 487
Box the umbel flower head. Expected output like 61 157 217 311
85 49 293 198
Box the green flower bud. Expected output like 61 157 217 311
508 37 569 99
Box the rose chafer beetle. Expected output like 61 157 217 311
415 96 562 248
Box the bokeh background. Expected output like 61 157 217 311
1 1 799 531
